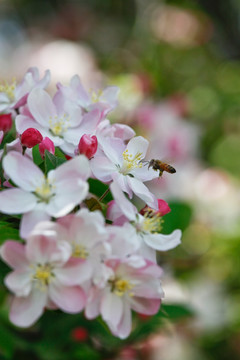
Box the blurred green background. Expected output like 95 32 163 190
1 0 240 359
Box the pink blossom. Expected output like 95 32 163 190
0 67 50 113
85 257 164 339
91 136 159 208
108 182 181 261
56 74 119 116
78 134 98 159
39 137 55 158
16 89 102 156
0 223 86 327
0 151 90 238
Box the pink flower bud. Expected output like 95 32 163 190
39 137 55 158
21 128 43 148
140 199 171 217
78 134 98 159
157 199 171 216
0 113 12 132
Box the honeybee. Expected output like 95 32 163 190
144 159 176 177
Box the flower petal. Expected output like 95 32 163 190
9 290 47 327
49 282 86 313
127 176 157 208
126 136 149 159
0 188 37 214
0 241 28 269
3 151 44 191
28 88 56 126
20 209 50 239
101 292 123 328
130 297 161 315
143 229 182 251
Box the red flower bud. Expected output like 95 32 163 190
71 327 88 342
39 137 55 158
157 199 171 216
140 199 171 217
78 134 98 159
21 128 43 148
0 113 12 132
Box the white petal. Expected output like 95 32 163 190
127 176 157 208
101 291 123 328
110 181 136 221
3 151 44 191
126 136 149 159
0 188 37 214
28 88 56 126
143 229 182 251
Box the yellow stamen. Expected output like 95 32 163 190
33 263 53 290
110 278 135 297
35 178 55 202
91 89 103 103
49 114 70 136
142 211 163 233
0 78 16 101
120 150 143 175
72 244 89 259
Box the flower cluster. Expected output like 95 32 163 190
0 68 181 339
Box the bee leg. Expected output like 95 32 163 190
159 170 163 177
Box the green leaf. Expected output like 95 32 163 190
0 323 16 359
32 144 43 166
0 223 20 244
44 150 66 172
54 147 67 159
162 202 193 233
160 303 194 320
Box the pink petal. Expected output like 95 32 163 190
3 151 44 191
9 290 47 327
55 258 92 285
5 269 32 297
0 188 37 214
49 282 86 313
110 181 136 221
28 88 56 127
85 287 101 319
20 209 50 239
52 155 90 183
130 297 161 315
0 241 28 269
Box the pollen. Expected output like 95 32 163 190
110 278 135 297
90 89 103 103
120 149 143 175
33 263 54 289
35 178 55 202
72 244 89 259
49 114 70 137
142 211 163 234
0 79 16 101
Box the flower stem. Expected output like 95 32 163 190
99 188 110 202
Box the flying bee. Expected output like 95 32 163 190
141 159 176 177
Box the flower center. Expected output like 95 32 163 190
33 263 54 289
120 149 143 175
35 178 55 203
49 114 70 136
91 89 103 103
72 244 89 259
0 79 16 101
141 211 163 234
109 278 134 297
